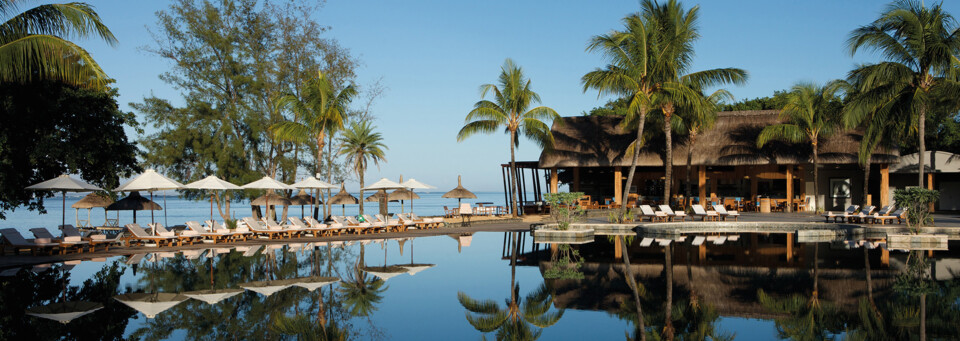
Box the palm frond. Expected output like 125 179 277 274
0 33 107 88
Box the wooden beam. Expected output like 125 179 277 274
614 166 622 204
786 233 794 262
572 168 580 192
786 166 794 212
928 172 935 212
880 164 890 206
550 167 558 194
698 166 706 206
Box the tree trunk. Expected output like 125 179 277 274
509 129 519 217
813 243 819 300
919 106 926 188
619 236 646 341
510 232 519 321
862 160 871 208
358 166 365 215
620 109 649 222
920 293 927 341
663 109 673 207
685 133 697 200
813 142 821 213
317 133 325 219
326 132 335 217
663 243 674 340
863 244 879 317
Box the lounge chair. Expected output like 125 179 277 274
712 205 740 221
690 205 719 221
288 217 330 237
638 205 667 222
242 217 288 239
149 223 200 245
1 228 60 255
361 214 390 233
849 205 876 224
123 224 179 247
60 225 118 251
659 205 687 221
822 205 859 223
443 206 458 218
335 216 371 234
29 227 88 254
375 214 409 232
205 220 252 241
185 221 232 243
411 213 444 228
305 216 346 236
264 218 304 237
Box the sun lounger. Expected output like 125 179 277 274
639 238 654 247
264 218 304 237
822 205 859 223
305 216 346 236
690 205 719 221
375 214 409 232
638 205 667 222
125 253 146 265
185 221 233 243
60 225 118 251
410 213 444 228
123 224 179 247
340 216 374 234
656 239 671 246
242 217 288 239
712 205 740 221
1 228 60 255
869 208 906 225
287 217 324 237
361 214 389 233
849 205 875 224
205 220 252 241
30 227 88 254
658 205 687 221
149 223 200 245
712 236 727 245
691 236 706 246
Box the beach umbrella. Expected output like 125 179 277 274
182 289 243 305
362 178 405 216
239 278 298 296
183 175 241 222
26 301 103 324
71 192 113 228
401 178 435 213
113 293 188 319
291 276 339 291
114 169 184 228
328 183 359 216
288 189 319 218
105 192 161 223
388 188 420 214
402 264 435 276
242 176 294 220
442 175 477 204
361 266 407 281
292 176 336 218
25 174 103 228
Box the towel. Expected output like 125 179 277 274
34 238 51 244
90 235 106 241
63 236 82 242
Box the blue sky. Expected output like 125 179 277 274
78 0 960 191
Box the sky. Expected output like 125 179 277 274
75 0 960 192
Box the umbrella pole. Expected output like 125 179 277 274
163 191 168 227
61 191 66 228
342 204 345 216
210 192 214 223
150 191 155 234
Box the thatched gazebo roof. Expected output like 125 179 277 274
106 192 161 211
388 188 420 201
288 189 318 205
539 110 900 168
72 193 113 209
442 175 476 199
328 185 359 205
365 190 398 203
251 192 291 206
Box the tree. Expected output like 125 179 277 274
0 81 140 219
135 0 358 201
0 0 115 89
272 70 357 216
457 59 558 218
337 121 387 215
846 0 960 188
678 89 730 201
757 82 844 213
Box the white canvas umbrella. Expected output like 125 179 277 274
401 178 435 213
114 169 184 228
242 176 294 220
26 175 103 228
362 178 405 216
183 288 244 305
114 293 188 319
184 176 241 222
361 266 407 281
402 264 436 276
291 276 339 291
292 176 337 219
239 278 298 296
26 301 103 324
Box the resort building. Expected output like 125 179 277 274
510 110 906 212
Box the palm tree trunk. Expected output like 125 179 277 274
920 293 926 341
918 107 926 188
620 109 649 222
863 244 879 316
509 231 519 321
663 110 673 206
509 129 520 218
317 134 325 218
663 243 674 340
862 161 871 208
813 142 821 213
358 166 365 215
326 132 335 217
619 236 646 341
685 133 697 200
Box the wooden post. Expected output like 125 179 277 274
572 168 580 192
880 164 890 207
881 247 889 266
928 172 935 212
550 167 558 194
614 239 623 260
698 244 706 262
698 166 707 206
786 166 794 212
786 232 794 262
614 166 622 204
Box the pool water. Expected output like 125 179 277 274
0 231 958 340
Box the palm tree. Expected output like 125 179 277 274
271 70 356 216
757 82 844 213
640 0 747 205
337 243 387 317
846 0 960 187
678 89 730 201
337 121 387 215
0 1 116 88
617 236 648 341
457 59 558 218
271 315 348 341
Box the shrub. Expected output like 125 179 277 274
544 192 585 231
543 244 584 280
892 188 939 233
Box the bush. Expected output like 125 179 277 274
893 188 939 233
544 192 585 230
543 244 584 280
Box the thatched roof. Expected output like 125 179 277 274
442 175 476 199
106 192 161 211
251 193 290 206
72 193 113 209
328 185 359 205
288 189 317 205
388 188 420 201
539 110 900 168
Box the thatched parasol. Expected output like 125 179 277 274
328 184 359 216
442 175 477 204
388 188 419 214
364 190 399 203
251 192 292 206
71 193 114 228
289 189 319 218
106 191 161 223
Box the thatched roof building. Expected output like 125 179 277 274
539 110 899 168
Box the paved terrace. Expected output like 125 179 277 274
4 212 960 269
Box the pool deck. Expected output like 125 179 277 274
4 211 960 269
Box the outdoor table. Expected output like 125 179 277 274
759 198 771 213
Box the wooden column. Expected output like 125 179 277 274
881 247 889 266
928 173 935 212
786 232 794 262
550 167 558 194
880 164 890 206
614 239 623 260
614 166 622 204
786 166 794 212
698 166 707 206
572 168 580 192
698 244 706 261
